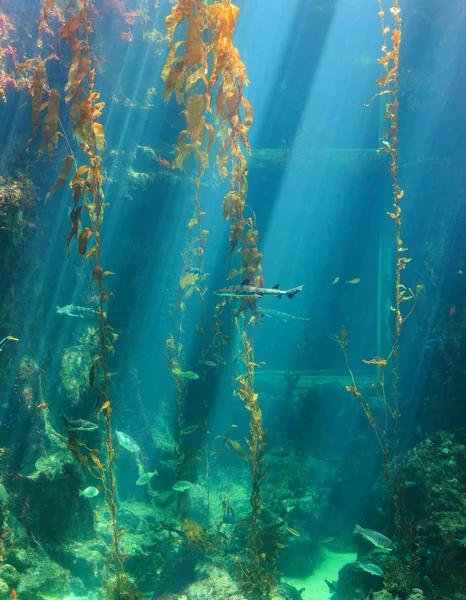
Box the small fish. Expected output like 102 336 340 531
10 589 17 600
324 579 338 593
213 353 226 366
285 526 300 537
181 424 199 435
157 157 171 168
136 470 158 486
172 480 195 492
37 403 48 410
425 336 458 348
179 370 199 380
186 267 201 275
275 490 294 500
59 410 99 432
222 513 236 524
458 270 464 276
331 277 339 285
116 430 141 452
320 536 335 544
353 524 393 551
357 561 384 576
215 279 304 300
346 278 360 284
449 306 456 317
79 486 99 498
199 360 217 367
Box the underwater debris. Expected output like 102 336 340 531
116 430 141 453
215 279 304 300
79 486 99 498
59 411 99 432
353 524 393 551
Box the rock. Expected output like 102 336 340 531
0 564 20 586
0 580 10 600
6 548 33 571
16 558 67 599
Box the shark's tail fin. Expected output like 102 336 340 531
286 285 304 299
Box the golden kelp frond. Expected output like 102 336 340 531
185 14 205 66
173 131 193 170
38 0 57 45
163 60 187 104
92 123 105 153
65 57 91 102
26 61 46 150
78 227 93 255
67 32 83 86
38 89 60 159
165 0 204 45
45 154 73 202
184 94 206 144
58 10 87 42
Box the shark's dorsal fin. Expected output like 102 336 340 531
272 284 280 289
241 279 251 286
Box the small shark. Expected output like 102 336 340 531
56 304 96 319
214 279 304 300
59 410 99 432
263 309 310 322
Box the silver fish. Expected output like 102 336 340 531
172 480 195 492
353 524 393 551
214 279 303 300
263 309 310 322
136 470 158 485
60 410 99 432
116 430 141 453
357 562 384 576
79 486 99 498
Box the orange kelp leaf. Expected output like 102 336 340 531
227 438 248 461
92 123 105 153
38 0 57 44
66 205 89 256
205 123 216 155
67 32 83 85
65 57 91 102
70 88 83 137
163 60 186 103
184 94 205 143
38 90 60 159
59 10 86 41
45 154 73 203
184 14 205 66
78 227 93 255
241 97 253 129
173 131 193 170
161 40 184 82
27 62 45 150
86 246 97 259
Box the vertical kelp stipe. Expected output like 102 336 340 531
17 1 135 594
338 1 421 593
162 1 277 597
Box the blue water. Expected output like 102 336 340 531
0 0 465 599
